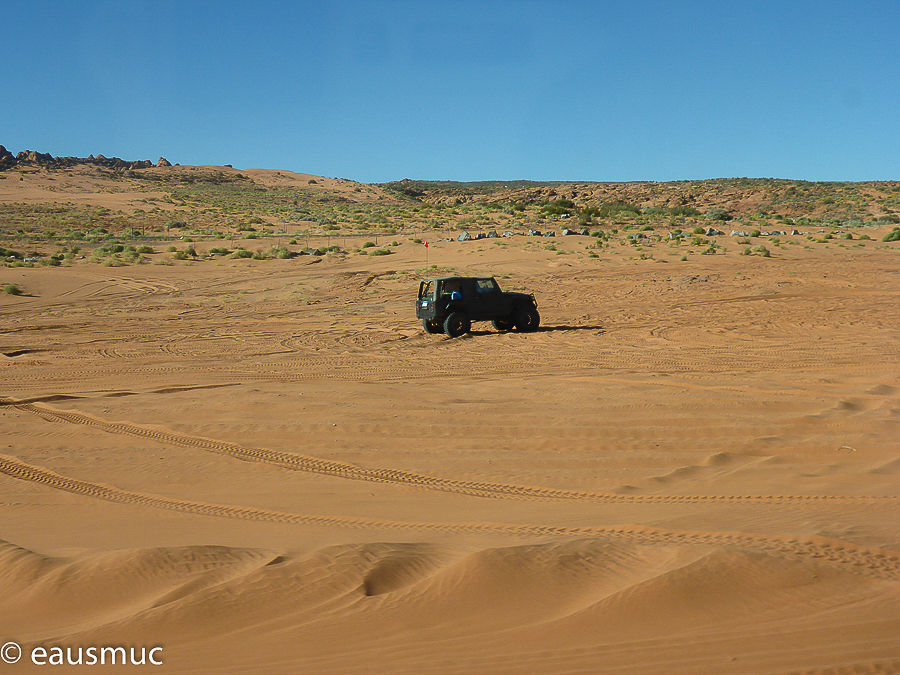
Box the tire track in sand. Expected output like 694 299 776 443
1 453 899 581
3 396 898 507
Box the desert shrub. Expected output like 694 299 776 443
166 220 186 229
4 284 22 295
882 227 900 242
706 208 732 221
248 215 264 224
230 249 253 259
877 214 900 224
598 201 640 218
362 241 376 248
172 251 188 260
209 247 230 255
252 251 267 260
692 227 705 234
271 247 292 259
166 245 177 252
137 245 154 254
640 224 654 231
184 247 197 257
369 248 392 256
743 245 771 257
858 234 872 241
542 199 575 216
670 205 701 217
750 229 761 238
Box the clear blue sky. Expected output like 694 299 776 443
4 0 899 183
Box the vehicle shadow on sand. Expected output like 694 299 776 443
468 325 606 336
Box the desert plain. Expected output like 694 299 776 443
1 157 899 674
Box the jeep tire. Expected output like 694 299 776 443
444 312 471 338
492 317 514 331
514 307 540 332
423 318 443 334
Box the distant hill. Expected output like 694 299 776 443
381 177 900 222
2 145 898 225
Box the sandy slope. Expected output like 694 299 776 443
1 231 899 674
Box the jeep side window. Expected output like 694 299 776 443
440 280 461 297
475 279 497 294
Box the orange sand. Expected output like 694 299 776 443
1 177 899 674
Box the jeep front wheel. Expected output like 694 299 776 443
444 312 471 338
514 307 540 332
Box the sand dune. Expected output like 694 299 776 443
1 212 899 673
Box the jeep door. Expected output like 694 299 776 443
468 278 508 320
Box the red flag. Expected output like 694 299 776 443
424 241 429 248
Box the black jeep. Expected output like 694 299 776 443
416 276 540 337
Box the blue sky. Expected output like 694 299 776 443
3 0 899 182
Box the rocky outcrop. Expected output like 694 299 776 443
0 145 15 170
0 146 165 171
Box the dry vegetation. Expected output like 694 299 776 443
2 160 900 270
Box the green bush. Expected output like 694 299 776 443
670 205 701 217
230 249 254 259
706 208 732 221
137 245 155 254
742 244 771 257
369 248 392 256
882 227 900 242
4 284 22 295
362 241 376 248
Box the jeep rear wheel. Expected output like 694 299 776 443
514 306 540 332
444 312 471 338
492 317 514 331
423 318 443 334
